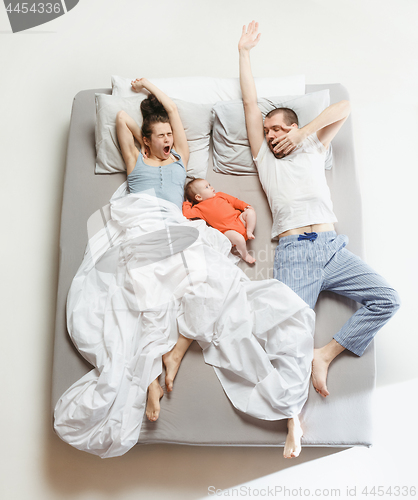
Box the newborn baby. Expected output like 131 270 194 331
183 178 256 263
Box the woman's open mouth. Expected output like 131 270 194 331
163 146 170 155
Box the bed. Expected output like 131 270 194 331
51 78 375 455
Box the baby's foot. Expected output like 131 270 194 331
283 417 303 458
162 349 182 393
243 253 256 264
146 379 164 422
247 231 255 240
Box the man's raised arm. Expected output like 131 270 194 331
238 21 265 159
272 100 351 156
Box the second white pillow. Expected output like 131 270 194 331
212 90 333 176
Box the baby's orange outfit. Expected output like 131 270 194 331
182 192 249 240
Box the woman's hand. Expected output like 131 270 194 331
131 78 148 93
272 126 307 156
238 21 261 52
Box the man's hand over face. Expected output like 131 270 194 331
272 126 307 157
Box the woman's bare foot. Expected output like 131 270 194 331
284 417 303 458
162 349 183 392
146 379 164 422
312 347 331 397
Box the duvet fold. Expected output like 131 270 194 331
54 184 315 458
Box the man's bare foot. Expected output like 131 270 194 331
146 379 164 422
284 417 303 458
312 347 331 397
162 349 182 392
247 231 255 240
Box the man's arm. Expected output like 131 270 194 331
273 100 351 155
312 100 351 148
238 21 265 159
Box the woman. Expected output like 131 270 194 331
116 79 194 423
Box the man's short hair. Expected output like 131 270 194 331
265 107 299 127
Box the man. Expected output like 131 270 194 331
238 21 400 398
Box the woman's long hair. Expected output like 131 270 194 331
140 94 170 142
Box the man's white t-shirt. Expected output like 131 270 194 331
254 133 338 239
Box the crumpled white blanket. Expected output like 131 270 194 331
54 184 315 458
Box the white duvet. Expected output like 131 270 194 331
54 184 315 458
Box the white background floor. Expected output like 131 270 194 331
1 1 417 499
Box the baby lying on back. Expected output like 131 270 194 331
182 178 257 263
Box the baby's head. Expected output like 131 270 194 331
185 178 216 204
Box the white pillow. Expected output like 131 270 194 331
95 94 213 179
212 90 333 176
111 75 306 103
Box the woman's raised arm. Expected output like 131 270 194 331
132 78 189 168
116 110 143 175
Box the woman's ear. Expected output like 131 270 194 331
142 137 150 157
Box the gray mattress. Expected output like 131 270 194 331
51 84 375 448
